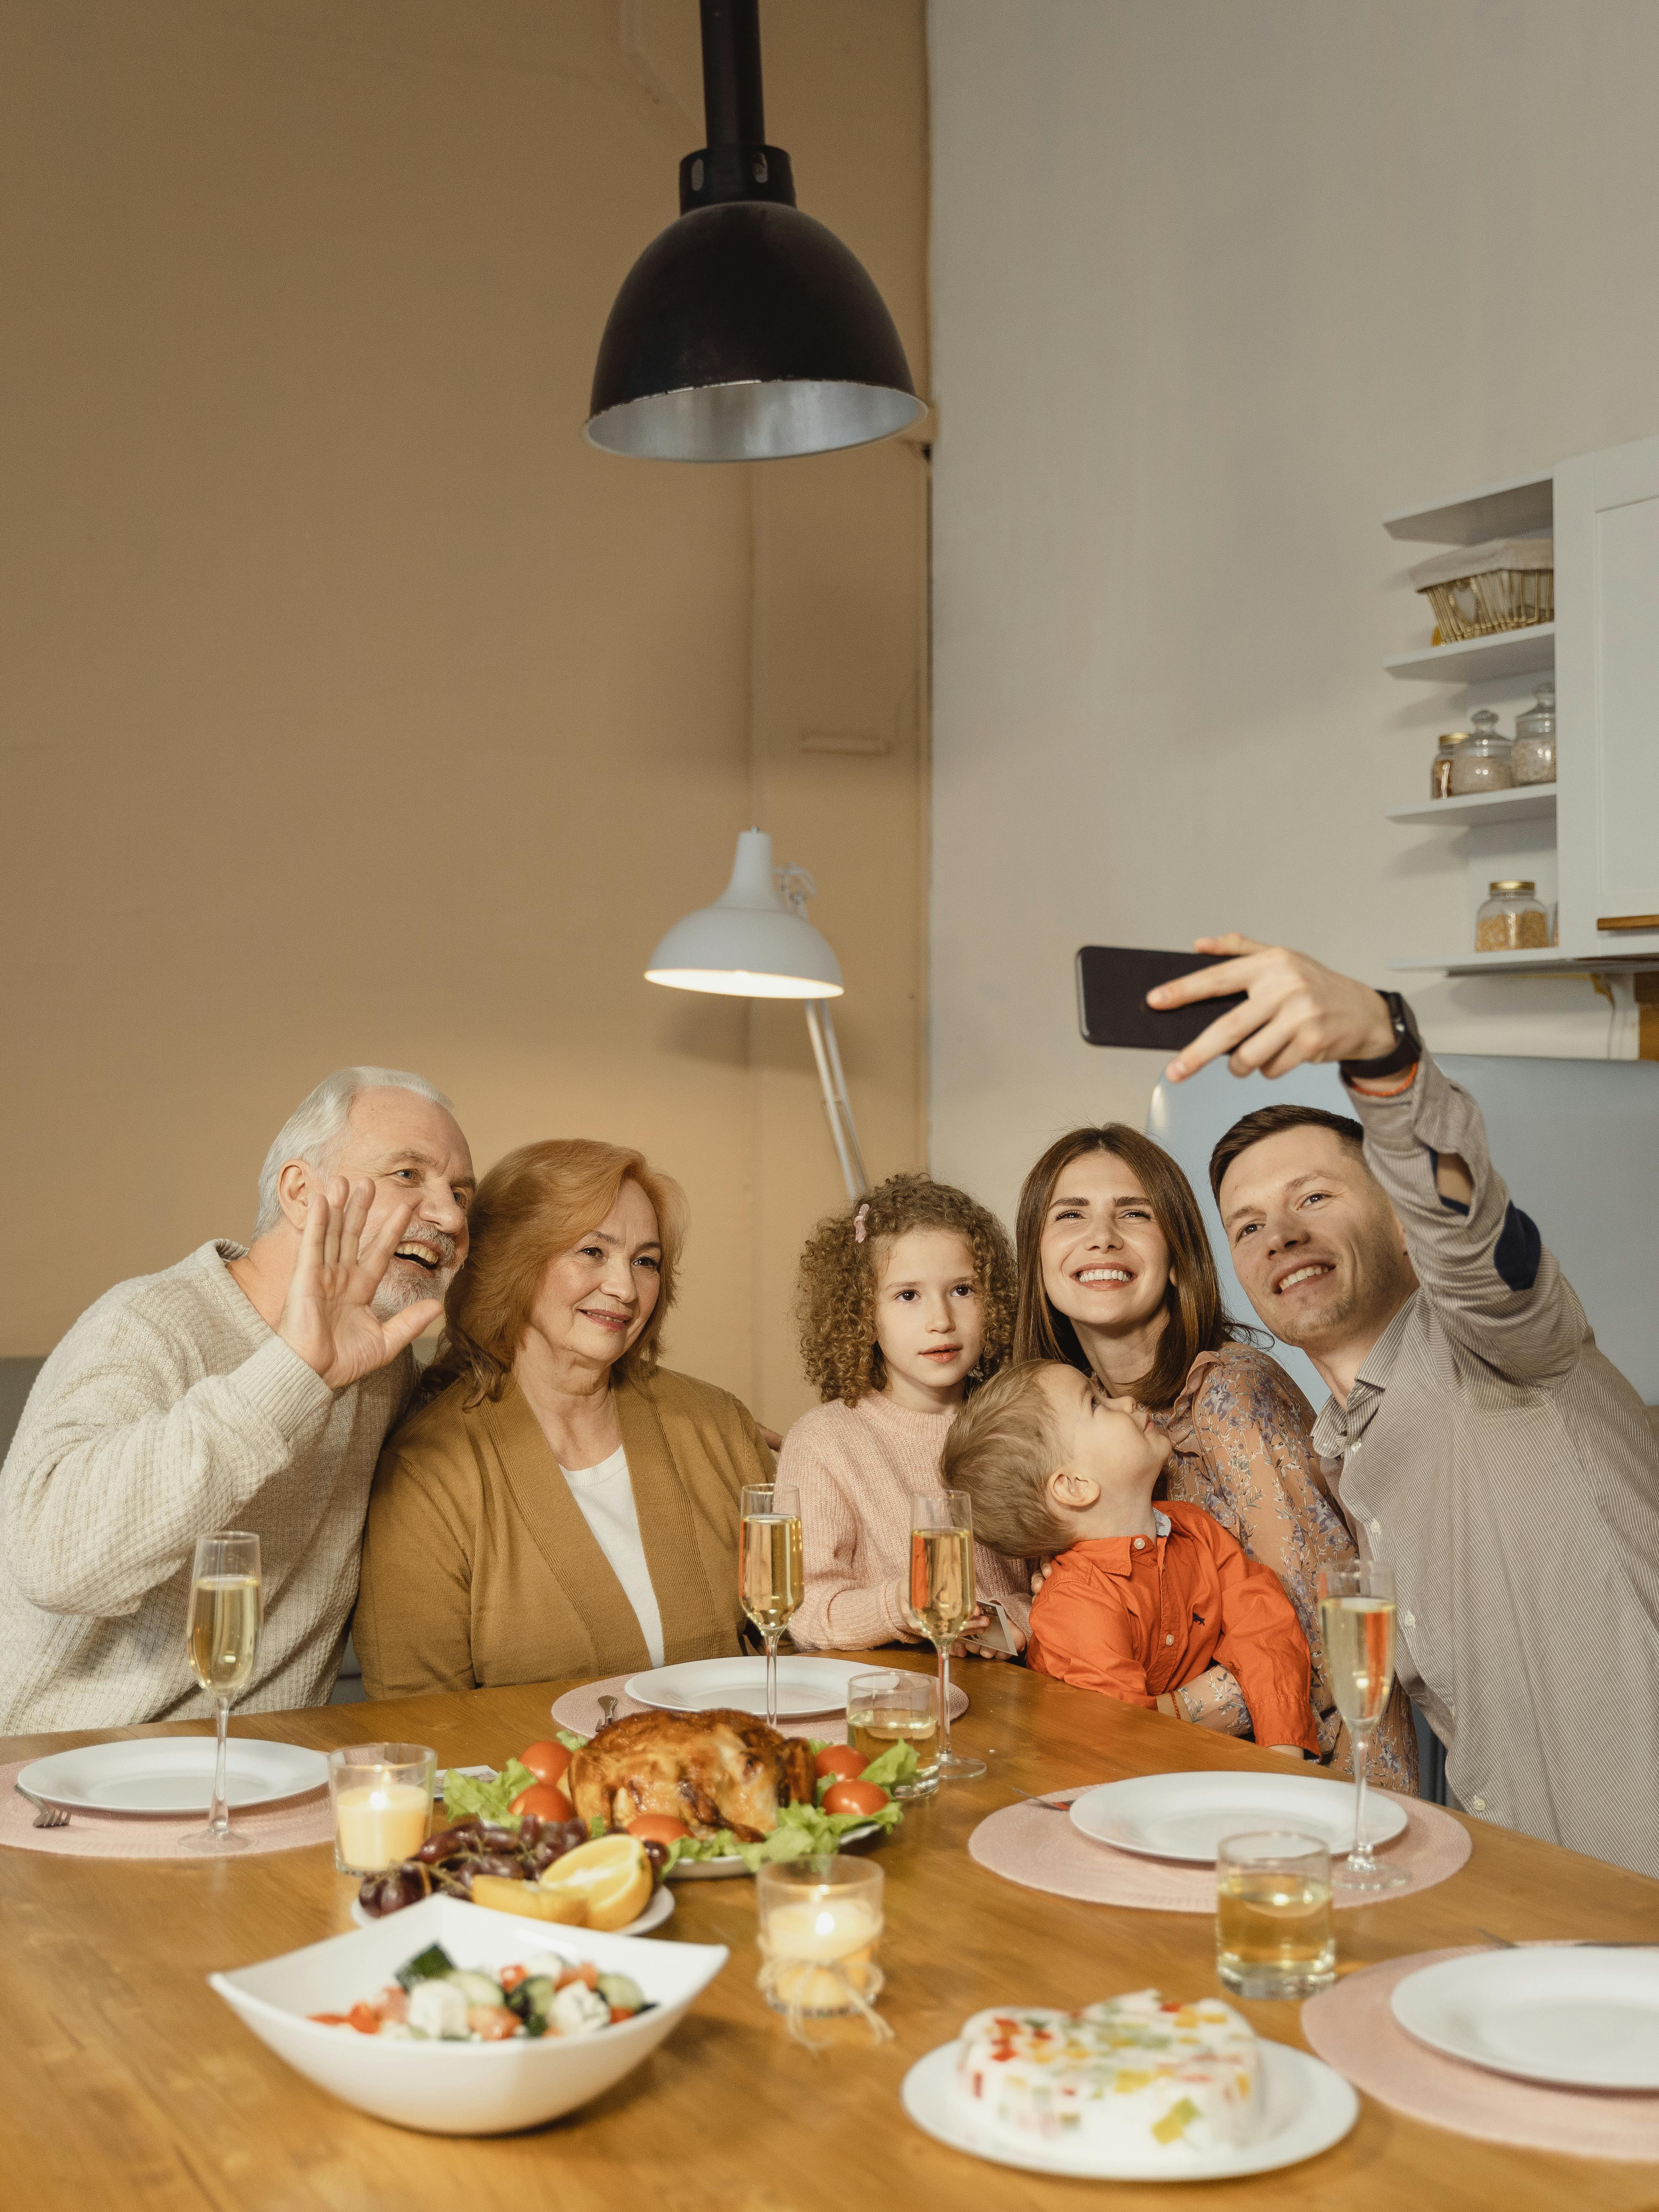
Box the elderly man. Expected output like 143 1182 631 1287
0 1068 473 1734
1157 936 1659 1878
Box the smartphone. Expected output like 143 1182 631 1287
1075 945 1248 1052
962 1599 1018 1658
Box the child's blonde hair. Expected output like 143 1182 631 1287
941 1361 1070 1556
795 1172 1016 1408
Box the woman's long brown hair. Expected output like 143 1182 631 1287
421 1138 689 1408
1012 1124 1241 1409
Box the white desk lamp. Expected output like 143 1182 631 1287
645 828 870 1202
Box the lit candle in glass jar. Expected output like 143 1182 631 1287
757 1857 885 2021
327 1743 435 1874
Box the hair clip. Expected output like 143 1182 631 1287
853 1201 870 1243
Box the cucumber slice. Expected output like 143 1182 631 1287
395 1943 457 1991
512 1974 557 2022
595 1972 645 2014
444 1969 506 2008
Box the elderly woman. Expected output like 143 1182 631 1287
1016 1123 1416 1791
356 1138 774 1695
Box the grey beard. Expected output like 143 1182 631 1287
373 1241 458 1319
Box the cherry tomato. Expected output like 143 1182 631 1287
519 1740 573 1789
510 1781 574 1823
626 1813 690 1845
814 1744 869 1784
822 1779 890 1819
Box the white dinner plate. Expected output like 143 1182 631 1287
16 1736 328 1817
1391 1948 1659 2089
352 1884 676 1937
1068 1771 1408 1864
901 2037 1357 2181
624 1656 871 1719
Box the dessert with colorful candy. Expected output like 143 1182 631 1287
954 1989 1262 2154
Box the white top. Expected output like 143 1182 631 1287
559 1445 666 1668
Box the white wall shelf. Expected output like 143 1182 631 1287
1383 471 1553 545
1387 787 1557 829
1387 948 1579 975
1384 623 1554 685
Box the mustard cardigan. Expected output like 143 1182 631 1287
355 1365 774 1699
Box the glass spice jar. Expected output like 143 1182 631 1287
1512 683 1557 784
1430 732 1469 799
1475 880 1549 952
1448 709 1514 796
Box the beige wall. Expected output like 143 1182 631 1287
0 0 930 1428
929 0 1659 1226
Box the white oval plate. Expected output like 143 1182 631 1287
352 1884 675 1937
623 1656 871 1720
1391 1948 1659 2088
1068 1771 1408 1864
17 1736 328 1816
901 2037 1357 2181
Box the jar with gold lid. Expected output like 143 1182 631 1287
1448 709 1514 796
1430 731 1468 799
1475 880 1548 952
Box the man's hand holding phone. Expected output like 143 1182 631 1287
1149 935 1397 1085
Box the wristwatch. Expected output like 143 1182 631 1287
1340 990 1422 1082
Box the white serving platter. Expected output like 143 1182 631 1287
1391 1948 1659 2089
16 1736 328 1817
352 1884 675 1937
901 2037 1357 2181
210 1892 727 2135
624 1655 870 1719
1067 1772 1408 1865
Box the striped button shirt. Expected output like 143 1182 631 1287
1309 1052 1659 1878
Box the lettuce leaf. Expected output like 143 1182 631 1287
441 1759 536 1827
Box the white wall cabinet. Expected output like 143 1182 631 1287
1556 433 1659 958
1383 436 1659 981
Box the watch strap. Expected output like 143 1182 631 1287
1340 991 1420 1081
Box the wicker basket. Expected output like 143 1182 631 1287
1408 537 1553 644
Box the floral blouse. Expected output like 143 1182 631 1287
1149 1343 1418 1794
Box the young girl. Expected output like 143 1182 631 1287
780 1172 1034 1655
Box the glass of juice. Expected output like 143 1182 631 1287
1215 1830 1336 1999
845 1669 940 1798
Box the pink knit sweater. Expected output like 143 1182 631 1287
778 1391 1033 1654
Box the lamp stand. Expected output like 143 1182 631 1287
802 1000 869 1202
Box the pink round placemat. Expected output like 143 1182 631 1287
1302 1947 1659 2161
551 1671 967 1742
1 1758 333 1860
968 1785 1470 1913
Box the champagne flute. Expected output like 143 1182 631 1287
740 1484 803 1729
909 1492 985 1781
181 1531 263 1854
1317 1559 1408 1891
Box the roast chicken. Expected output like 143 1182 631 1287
567 1708 816 1843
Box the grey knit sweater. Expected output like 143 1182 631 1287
0 1241 411 1736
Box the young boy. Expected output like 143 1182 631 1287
942 1360 1319 1757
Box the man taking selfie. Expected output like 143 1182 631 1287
1156 936 1659 1879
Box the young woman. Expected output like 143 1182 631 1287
779 1172 1033 1656
1014 1125 1416 1788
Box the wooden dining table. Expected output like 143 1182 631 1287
6 1656 1658 2209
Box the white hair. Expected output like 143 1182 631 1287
253 1067 456 1239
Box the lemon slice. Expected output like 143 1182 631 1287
469 1874 587 1925
539 1835 653 1932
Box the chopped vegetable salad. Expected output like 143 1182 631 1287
309 1942 651 2043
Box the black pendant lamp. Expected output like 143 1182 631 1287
585 0 924 462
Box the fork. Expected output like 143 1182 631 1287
31 1803 69 1829
1007 1784 1078 1813
596 1695 619 1726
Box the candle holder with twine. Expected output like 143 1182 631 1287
755 1855 894 2052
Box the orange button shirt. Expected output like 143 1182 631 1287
1027 1501 1318 1754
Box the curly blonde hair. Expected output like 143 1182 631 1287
795 1172 1017 1407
